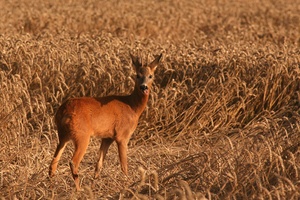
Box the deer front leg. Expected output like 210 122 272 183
94 138 114 178
116 139 129 175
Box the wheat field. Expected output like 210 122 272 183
0 0 299 199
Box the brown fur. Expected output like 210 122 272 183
49 53 162 191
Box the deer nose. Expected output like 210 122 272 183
140 85 148 91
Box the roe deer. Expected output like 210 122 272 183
49 53 162 191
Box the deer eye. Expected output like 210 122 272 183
149 75 153 79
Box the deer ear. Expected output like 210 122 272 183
130 53 142 70
149 53 162 71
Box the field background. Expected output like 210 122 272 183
0 0 299 199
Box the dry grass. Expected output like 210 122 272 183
0 0 299 199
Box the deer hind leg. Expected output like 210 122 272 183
70 136 90 191
116 139 129 176
94 138 114 178
49 138 68 177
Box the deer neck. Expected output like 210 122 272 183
129 86 149 117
